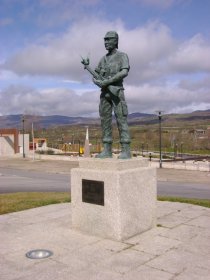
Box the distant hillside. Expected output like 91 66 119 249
0 114 99 129
125 110 210 126
161 110 210 126
0 110 210 129
128 112 155 119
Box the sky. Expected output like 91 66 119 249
0 0 210 117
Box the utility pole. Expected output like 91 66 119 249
157 111 163 168
22 115 25 158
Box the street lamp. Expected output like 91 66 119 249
180 142 184 161
174 143 178 160
22 115 25 158
157 111 163 168
78 140 81 156
141 143 144 156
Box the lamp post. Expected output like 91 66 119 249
72 133 75 145
173 142 178 160
78 140 81 157
95 133 98 153
141 143 144 157
22 115 25 158
180 142 184 161
158 111 163 168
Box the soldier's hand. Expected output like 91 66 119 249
93 78 110 88
100 79 110 87
92 78 102 88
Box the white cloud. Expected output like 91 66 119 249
1 75 209 117
3 19 210 84
2 19 175 84
0 84 99 117
125 78 210 114
1 18 210 115
168 34 210 73
133 0 178 9
120 21 175 83
2 18 115 80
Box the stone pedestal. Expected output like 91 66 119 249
71 158 156 241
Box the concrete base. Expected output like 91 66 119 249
71 158 157 241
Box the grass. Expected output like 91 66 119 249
0 193 209 215
158 196 210 208
0 192 70 215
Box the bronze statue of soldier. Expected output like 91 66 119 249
81 31 131 159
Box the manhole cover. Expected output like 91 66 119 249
26 249 53 259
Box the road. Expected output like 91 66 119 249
0 168 70 193
1 166 210 199
157 181 210 199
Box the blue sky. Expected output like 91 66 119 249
0 0 210 117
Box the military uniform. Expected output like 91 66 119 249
96 50 131 146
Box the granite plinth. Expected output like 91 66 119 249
71 158 157 241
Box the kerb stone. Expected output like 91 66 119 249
71 158 157 241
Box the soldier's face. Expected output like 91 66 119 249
104 37 117 51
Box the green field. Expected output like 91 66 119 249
0 192 70 215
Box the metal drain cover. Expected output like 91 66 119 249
26 249 53 259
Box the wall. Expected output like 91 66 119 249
0 135 15 155
18 134 30 155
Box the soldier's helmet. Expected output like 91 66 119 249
104 31 119 48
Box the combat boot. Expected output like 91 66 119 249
118 143 131 159
95 143 112 158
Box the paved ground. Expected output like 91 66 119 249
1 202 210 280
0 157 78 175
1 157 210 184
1 157 210 279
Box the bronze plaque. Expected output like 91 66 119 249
82 179 104 206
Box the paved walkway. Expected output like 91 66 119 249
1 202 210 280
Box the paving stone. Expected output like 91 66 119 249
132 235 181 256
147 247 210 275
71 265 123 280
13 264 79 280
157 205 177 218
159 224 200 242
186 215 210 229
172 266 210 280
174 206 209 219
70 239 130 266
195 227 210 238
1 257 32 280
101 248 153 274
122 264 174 280
181 234 210 256
125 226 169 245
157 212 190 228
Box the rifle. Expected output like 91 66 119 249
81 57 120 103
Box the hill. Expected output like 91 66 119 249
0 110 210 129
0 114 98 129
